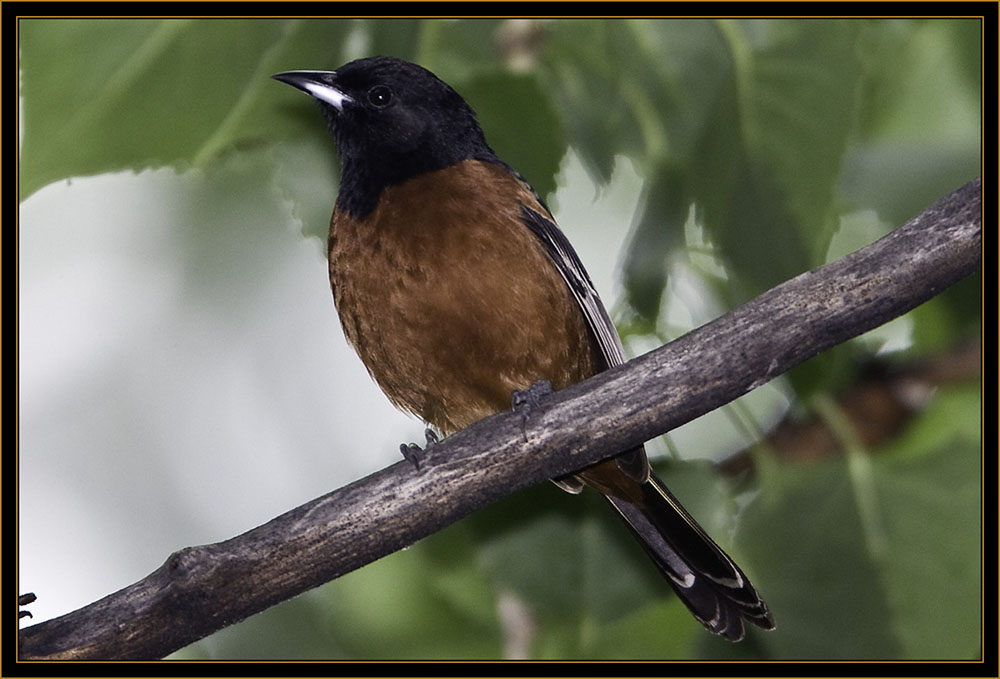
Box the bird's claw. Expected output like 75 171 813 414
511 380 552 441
400 428 438 470
19 592 36 620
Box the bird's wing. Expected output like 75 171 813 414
518 203 627 371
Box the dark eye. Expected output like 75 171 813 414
367 85 394 108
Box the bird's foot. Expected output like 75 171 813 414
399 428 438 470
19 592 36 620
511 380 552 441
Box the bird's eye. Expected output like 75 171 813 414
367 85 394 108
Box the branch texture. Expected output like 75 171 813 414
18 178 982 660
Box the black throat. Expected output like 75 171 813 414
334 141 499 221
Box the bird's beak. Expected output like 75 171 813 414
272 70 352 111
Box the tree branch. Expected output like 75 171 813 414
18 178 982 660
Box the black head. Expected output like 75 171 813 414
273 56 498 218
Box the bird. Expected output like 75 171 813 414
273 55 774 641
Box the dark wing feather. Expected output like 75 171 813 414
518 202 648 484
519 205 628 371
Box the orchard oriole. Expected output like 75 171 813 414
274 56 773 641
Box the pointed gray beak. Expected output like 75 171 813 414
272 70 353 111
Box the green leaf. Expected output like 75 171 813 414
689 19 862 297
542 20 647 184
875 389 982 658
841 20 981 226
588 599 696 659
738 384 981 659
415 18 509 80
620 162 689 325
906 273 983 352
317 536 502 659
365 18 424 61
18 18 361 201
20 19 258 198
176 594 349 660
740 453 902 658
459 70 567 201
556 20 868 323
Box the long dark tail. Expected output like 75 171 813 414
605 471 774 641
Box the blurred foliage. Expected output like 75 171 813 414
20 18 982 660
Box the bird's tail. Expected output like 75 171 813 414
604 471 774 641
